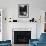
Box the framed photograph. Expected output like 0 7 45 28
18 4 29 18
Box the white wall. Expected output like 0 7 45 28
2 9 8 40
36 10 45 39
0 0 46 11
0 9 3 41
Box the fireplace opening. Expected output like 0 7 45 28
14 31 31 44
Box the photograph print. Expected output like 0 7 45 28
18 4 29 18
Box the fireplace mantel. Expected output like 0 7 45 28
7 22 37 44
12 22 37 28
12 28 31 31
12 22 37 39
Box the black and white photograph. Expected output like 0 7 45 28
18 4 29 18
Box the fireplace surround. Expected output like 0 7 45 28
12 28 31 44
14 31 31 44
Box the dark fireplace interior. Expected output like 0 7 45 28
14 31 31 44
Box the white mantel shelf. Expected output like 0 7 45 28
12 22 37 30
12 22 37 25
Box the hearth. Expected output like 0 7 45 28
14 31 31 44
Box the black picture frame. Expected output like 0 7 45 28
18 4 29 18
